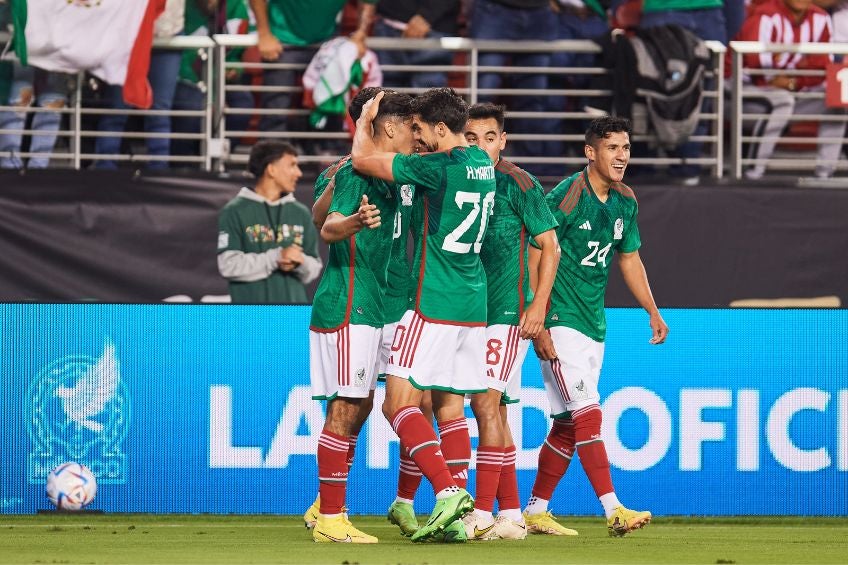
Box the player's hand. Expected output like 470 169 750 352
257 31 283 61
357 194 381 229
532 330 558 361
519 301 546 340
358 91 384 127
648 311 668 344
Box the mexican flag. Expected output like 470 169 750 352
9 0 165 108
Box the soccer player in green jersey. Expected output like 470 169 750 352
524 116 669 537
308 92 415 544
461 102 562 540
217 141 322 303
351 88 496 542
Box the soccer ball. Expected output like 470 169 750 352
46 462 97 510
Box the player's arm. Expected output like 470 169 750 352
618 250 668 344
527 242 556 360
321 195 382 243
520 229 559 339
351 91 397 182
312 176 336 229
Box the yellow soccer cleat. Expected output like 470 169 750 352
312 514 378 544
303 495 320 529
523 510 579 536
607 506 652 537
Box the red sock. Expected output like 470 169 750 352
397 449 423 500
347 434 358 469
438 417 470 489
531 417 574 500
497 445 520 512
573 405 614 497
317 429 349 514
475 445 504 512
391 406 455 494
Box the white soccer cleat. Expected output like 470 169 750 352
492 515 527 540
462 511 498 540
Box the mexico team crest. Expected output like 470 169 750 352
26 338 131 484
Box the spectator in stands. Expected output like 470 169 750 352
469 0 557 177
372 0 460 90
543 1 611 177
0 1 71 169
94 0 185 170
249 0 376 135
733 0 846 179
638 0 741 185
0 64 71 170
171 0 254 161
218 140 321 303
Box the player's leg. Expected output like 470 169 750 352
304 390 373 529
550 326 651 537
387 390 435 536
464 388 504 539
309 325 380 543
384 312 481 541
523 353 580 535
491 405 528 540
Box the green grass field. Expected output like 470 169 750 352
1 515 846 565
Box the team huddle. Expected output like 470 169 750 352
303 87 669 544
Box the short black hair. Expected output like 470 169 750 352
247 140 297 178
374 91 414 126
411 88 468 134
349 87 394 121
585 116 632 148
467 102 505 132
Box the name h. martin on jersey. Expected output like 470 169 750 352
466 165 495 180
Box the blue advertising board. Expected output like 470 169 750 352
1 304 845 515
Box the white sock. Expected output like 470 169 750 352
599 493 622 519
524 495 549 516
435 485 460 500
473 508 494 522
499 508 523 522
394 496 414 505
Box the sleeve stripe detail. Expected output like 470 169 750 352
611 181 637 201
496 159 533 192
559 174 585 215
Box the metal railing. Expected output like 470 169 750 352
0 32 736 178
729 41 848 180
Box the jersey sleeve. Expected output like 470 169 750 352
513 176 559 238
391 152 446 193
618 205 641 253
217 205 244 254
328 167 368 217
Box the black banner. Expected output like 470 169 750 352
1 170 847 306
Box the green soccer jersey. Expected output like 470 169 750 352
642 0 721 12
310 162 400 330
544 168 641 342
218 189 319 304
313 155 351 201
385 183 416 324
267 0 378 46
391 145 496 325
481 159 558 326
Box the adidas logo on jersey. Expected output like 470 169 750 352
579 221 592 230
